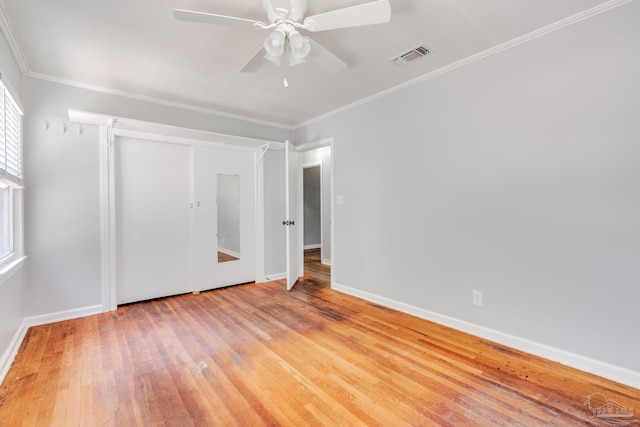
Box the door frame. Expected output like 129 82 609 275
72 110 283 312
295 137 334 288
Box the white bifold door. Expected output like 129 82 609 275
192 146 255 292
115 137 255 305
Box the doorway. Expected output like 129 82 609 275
303 164 322 253
300 144 332 287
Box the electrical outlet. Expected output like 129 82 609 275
473 290 483 306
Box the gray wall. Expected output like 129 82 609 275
295 2 640 374
0 29 25 369
303 166 321 247
23 77 292 316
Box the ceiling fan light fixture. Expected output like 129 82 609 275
289 32 311 60
288 50 306 66
264 29 286 57
264 52 282 66
288 31 304 50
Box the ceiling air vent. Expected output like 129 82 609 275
391 45 430 67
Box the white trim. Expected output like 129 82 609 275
332 282 640 390
107 125 117 311
36 73 292 129
69 109 286 151
0 2 29 74
0 318 27 385
297 137 334 152
264 273 286 281
294 0 632 129
0 255 25 286
99 127 111 312
24 305 103 328
330 141 334 288
321 259 331 266
255 152 266 283
304 244 321 250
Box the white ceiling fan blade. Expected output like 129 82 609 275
173 9 265 28
241 47 269 73
303 0 391 32
307 38 347 72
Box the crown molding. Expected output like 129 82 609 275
294 0 633 129
0 0 28 74
25 71 294 130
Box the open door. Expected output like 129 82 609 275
285 141 303 290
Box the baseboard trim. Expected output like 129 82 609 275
24 305 103 328
0 319 28 385
321 259 331 266
332 282 640 390
304 244 321 250
264 273 286 281
1 304 102 385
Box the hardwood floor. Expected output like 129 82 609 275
217 252 239 263
301 248 330 288
1 253 638 426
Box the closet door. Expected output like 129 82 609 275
115 137 193 304
193 146 255 291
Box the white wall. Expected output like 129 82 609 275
23 77 292 316
0 28 25 378
295 1 640 378
302 146 332 263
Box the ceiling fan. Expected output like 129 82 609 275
173 0 391 72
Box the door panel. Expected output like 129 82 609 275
115 137 193 304
193 146 256 291
286 142 303 290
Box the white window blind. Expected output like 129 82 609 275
0 79 23 187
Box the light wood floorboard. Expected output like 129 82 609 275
1 251 638 426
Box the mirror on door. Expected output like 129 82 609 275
217 174 240 263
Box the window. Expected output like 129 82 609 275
0 77 24 277
0 186 11 258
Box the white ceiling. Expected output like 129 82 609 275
1 0 615 127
